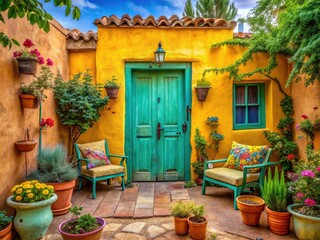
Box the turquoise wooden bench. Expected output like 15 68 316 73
74 139 128 199
202 148 279 209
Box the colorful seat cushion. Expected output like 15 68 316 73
204 168 260 186
223 141 269 172
81 164 124 178
84 149 110 169
77 140 106 158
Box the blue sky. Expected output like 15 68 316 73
43 0 256 32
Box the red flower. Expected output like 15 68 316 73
301 114 308 119
40 118 54 128
287 154 295 161
30 49 41 57
23 39 34 48
13 51 22 58
38 56 45 65
46 58 53 66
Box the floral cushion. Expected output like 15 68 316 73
77 140 106 158
84 148 110 169
223 141 269 172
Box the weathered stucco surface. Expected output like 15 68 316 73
0 16 70 209
71 26 290 178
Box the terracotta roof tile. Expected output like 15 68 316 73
233 32 252 38
94 14 237 29
66 29 97 41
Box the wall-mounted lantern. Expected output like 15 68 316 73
150 41 166 68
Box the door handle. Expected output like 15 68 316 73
157 122 164 140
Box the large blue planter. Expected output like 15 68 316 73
6 193 57 240
287 204 320 240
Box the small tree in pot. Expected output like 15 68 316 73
187 203 208 240
261 167 291 235
170 201 195 236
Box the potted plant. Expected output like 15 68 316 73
287 152 320 240
104 76 120 99
187 203 208 240
194 76 211 101
15 129 37 152
13 39 40 75
0 210 13 240
26 145 78 216
170 201 194 236
236 195 265 226
261 167 291 235
6 180 57 240
58 206 106 240
19 62 54 109
192 128 208 185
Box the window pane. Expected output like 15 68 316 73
248 86 258 104
248 106 259 123
236 106 246 124
236 86 245 104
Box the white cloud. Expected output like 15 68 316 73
154 5 180 18
126 1 150 17
73 0 98 9
231 0 256 9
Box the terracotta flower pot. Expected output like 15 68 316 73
187 216 208 240
314 131 320 150
19 94 40 109
236 195 265 226
49 180 76 216
174 217 189 236
0 222 12 240
195 87 211 101
104 87 120 99
16 57 38 75
15 140 37 152
266 206 291 235
59 217 106 240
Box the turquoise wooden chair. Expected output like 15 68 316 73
74 139 128 199
202 148 279 209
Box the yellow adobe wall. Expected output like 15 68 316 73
71 27 289 180
0 16 70 209
291 80 320 159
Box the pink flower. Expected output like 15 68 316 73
30 49 41 57
301 170 315 178
38 56 45 65
46 58 53 66
296 192 304 198
23 39 34 48
301 114 308 119
13 51 22 58
295 123 300 130
316 167 320 172
287 154 295 161
305 198 317 207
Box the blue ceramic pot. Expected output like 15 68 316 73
287 204 320 240
6 193 57 240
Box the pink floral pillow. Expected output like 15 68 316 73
84 148 110 169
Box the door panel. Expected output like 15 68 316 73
132 70 185 181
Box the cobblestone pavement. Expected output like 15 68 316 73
43 182 297 240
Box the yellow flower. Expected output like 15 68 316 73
11 187 17 192
43 190 49 195
41 184 46 188
27 193 34 198
26 190 31 193
16 196 22 202
47 186 54 190
31 180 38 183
16 188 23 194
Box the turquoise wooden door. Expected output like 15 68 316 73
131 70 186 181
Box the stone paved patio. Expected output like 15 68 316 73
44 181 298 240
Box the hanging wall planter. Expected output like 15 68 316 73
195 87 211 101
15 129 37 152
104 76 121 99
16 57 38 75
19 94 40 109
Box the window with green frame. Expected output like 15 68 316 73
233 83 266 130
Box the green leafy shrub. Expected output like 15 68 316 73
54 71 109 144
26 145 78 183
196 77 211 87
261 167 287 212
189 203 206 223
104 76 120 88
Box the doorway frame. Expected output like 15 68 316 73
124 62 192 181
